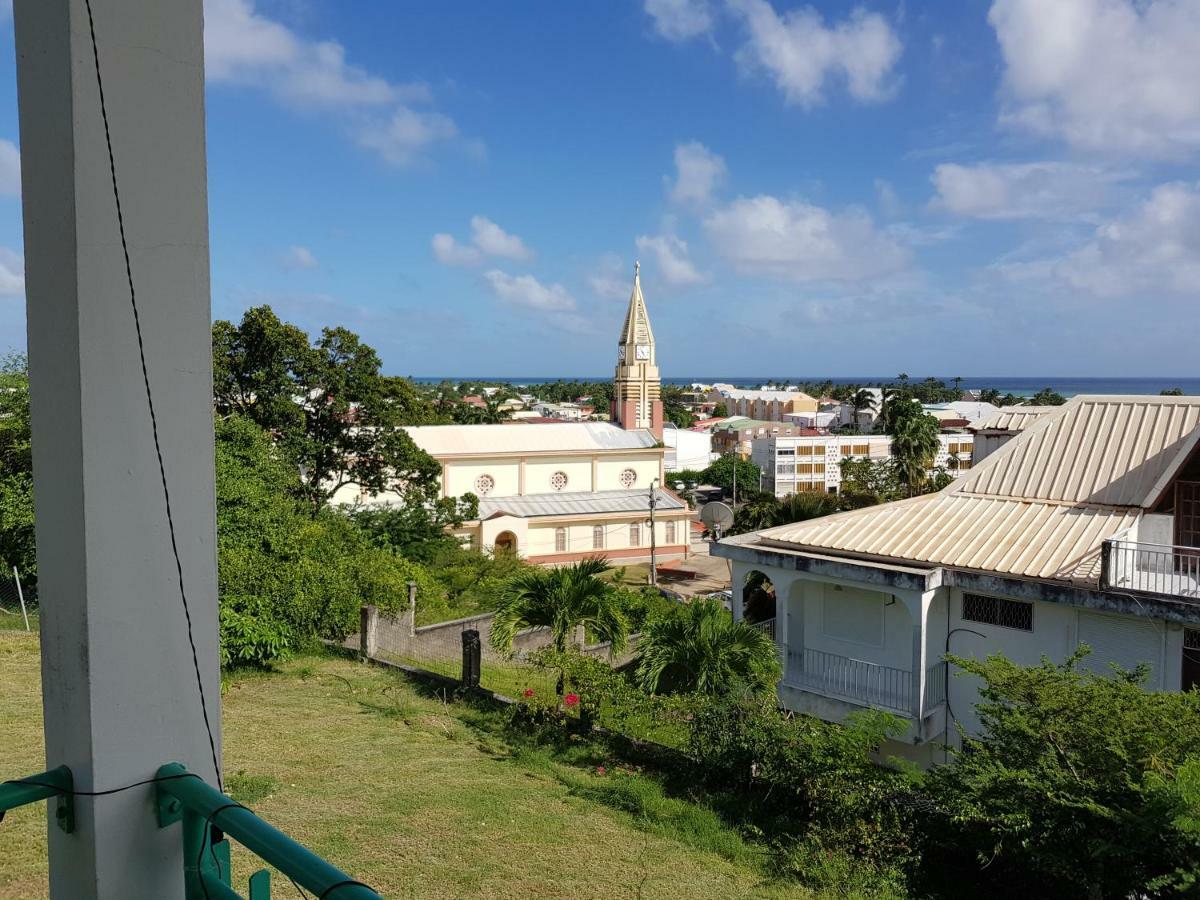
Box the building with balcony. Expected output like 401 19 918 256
715 395 1200 766
706 385 820 422
752 433 975 497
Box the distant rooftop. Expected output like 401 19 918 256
968 405 1058 433
477 487 684 519
404 421 658 456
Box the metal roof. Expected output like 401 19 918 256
967 406 1057 433
956 395 1200 507
477 488 686 520
404 422 659 456
759 493 1136 583
743 395 1200 585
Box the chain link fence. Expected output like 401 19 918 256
0 569 33 632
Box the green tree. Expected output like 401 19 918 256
922 650 1200 899
848 387 876 424
890 400 942 496
1162 387 1185 396
979 387 1002 405
731 490 837 534
1028 387 1067 406
0 354 34 584
701 454 762 496
489 557 629 657
213 306 446 512
711 402 729 419
837 457 904 508
636 598 781 695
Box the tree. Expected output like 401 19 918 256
490 557 629 658
837 457 905 508
979 387 1002 405
1028 387 1066 406
213 306 447 513
636 598 781 695
701 454 762 496
0 354 34 584
921 650 1200 899
890 400 942 496
1162 387 1185 396
849 387 877 424
712 402 729 419
732 490 837 534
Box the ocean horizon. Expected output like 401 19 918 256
409 376 1199 398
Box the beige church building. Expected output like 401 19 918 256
346 264 692 565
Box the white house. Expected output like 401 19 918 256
715 395 1200 766
663 422 715 472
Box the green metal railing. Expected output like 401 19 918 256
0 763 380 899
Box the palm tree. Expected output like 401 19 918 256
849 387 876 426
775 492 837 524
636 599 781 696
490 557 628 656
891 409 941 496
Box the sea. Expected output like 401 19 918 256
413 376 1200 399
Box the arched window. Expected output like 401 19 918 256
592 525 605 550
629 522 640 546
665 520 676 544
549 471 568 491
555 527 567 553
474 474 495 496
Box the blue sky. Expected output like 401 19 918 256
0 0 1197 377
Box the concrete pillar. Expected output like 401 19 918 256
904 589 936 721
15 1 218 897
360 606 379 660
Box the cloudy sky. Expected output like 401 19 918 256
0 0 1197 377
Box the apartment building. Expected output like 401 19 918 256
707 385 820 422
752 433 975 497
710 418 819 456
715 395 1200 767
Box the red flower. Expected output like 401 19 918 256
563 693 580 707
596 766 606 776
522 689 535 698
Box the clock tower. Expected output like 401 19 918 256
612 261 663 439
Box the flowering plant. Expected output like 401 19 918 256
563 693 580 707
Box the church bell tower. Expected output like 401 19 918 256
612 261 663 439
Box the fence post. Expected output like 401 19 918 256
461 629 481 689
360 605 378 661
406 580 417 637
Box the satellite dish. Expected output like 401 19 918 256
700 501 734 536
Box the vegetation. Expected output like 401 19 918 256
888 399 942 496
636 599 781 696
0 354 33 587
732 491 838 535
490 557 629 656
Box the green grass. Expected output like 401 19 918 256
0 633 819 899
0 607 36 632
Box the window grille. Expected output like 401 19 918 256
592 525 605 550
555 527 567 553
1186 629 1200 651
665 521 676 544
962 593 1033 631
630 523 640 546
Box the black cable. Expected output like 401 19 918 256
80 0 223 794
2 771 202 797
319 881 375 899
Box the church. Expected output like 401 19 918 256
405 264 692 565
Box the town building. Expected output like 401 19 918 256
714 395 1200 766
332 264 690 566
711 417 820 456
707 384 820 422
663 422 715 472
752 433 975 497
968 405 1056 463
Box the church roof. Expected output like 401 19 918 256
477 487 685 520
619 262 655 347
403 422 659 457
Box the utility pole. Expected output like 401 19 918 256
648 478 659 586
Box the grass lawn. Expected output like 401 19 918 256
0 632 820 899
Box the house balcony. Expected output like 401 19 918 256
1102 537 1200 601
783 647 946 722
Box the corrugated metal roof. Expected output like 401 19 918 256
967 406 1057 433
759 494 1136 583
477 488 685 520
404 422 659 456
742 395 1200 585
957 396 1200 507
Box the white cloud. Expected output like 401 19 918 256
667 142 727 207
588 254 631 300
645 0 714 42
432 217 532 267
204 0 465 165
280 245 318 270
702 194 909 282
483 271 577 312
929 161 1125 221
874 178 902 218
431 233 483 267
0 140 19 197
469 216 533 261
727 0 902 107
635 234 707 286
989 0 1200 158
0 247 24 297
998 181 1200 297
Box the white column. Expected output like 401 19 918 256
903 589 936 722
15 1 219 897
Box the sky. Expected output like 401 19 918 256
0 0 1197 377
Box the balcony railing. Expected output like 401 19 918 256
749 616 776 642
1102 538 1200 600
785 647 911 714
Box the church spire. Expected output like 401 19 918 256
612 262 663 438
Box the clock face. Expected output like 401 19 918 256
617 345 626 362
635 344 650 361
